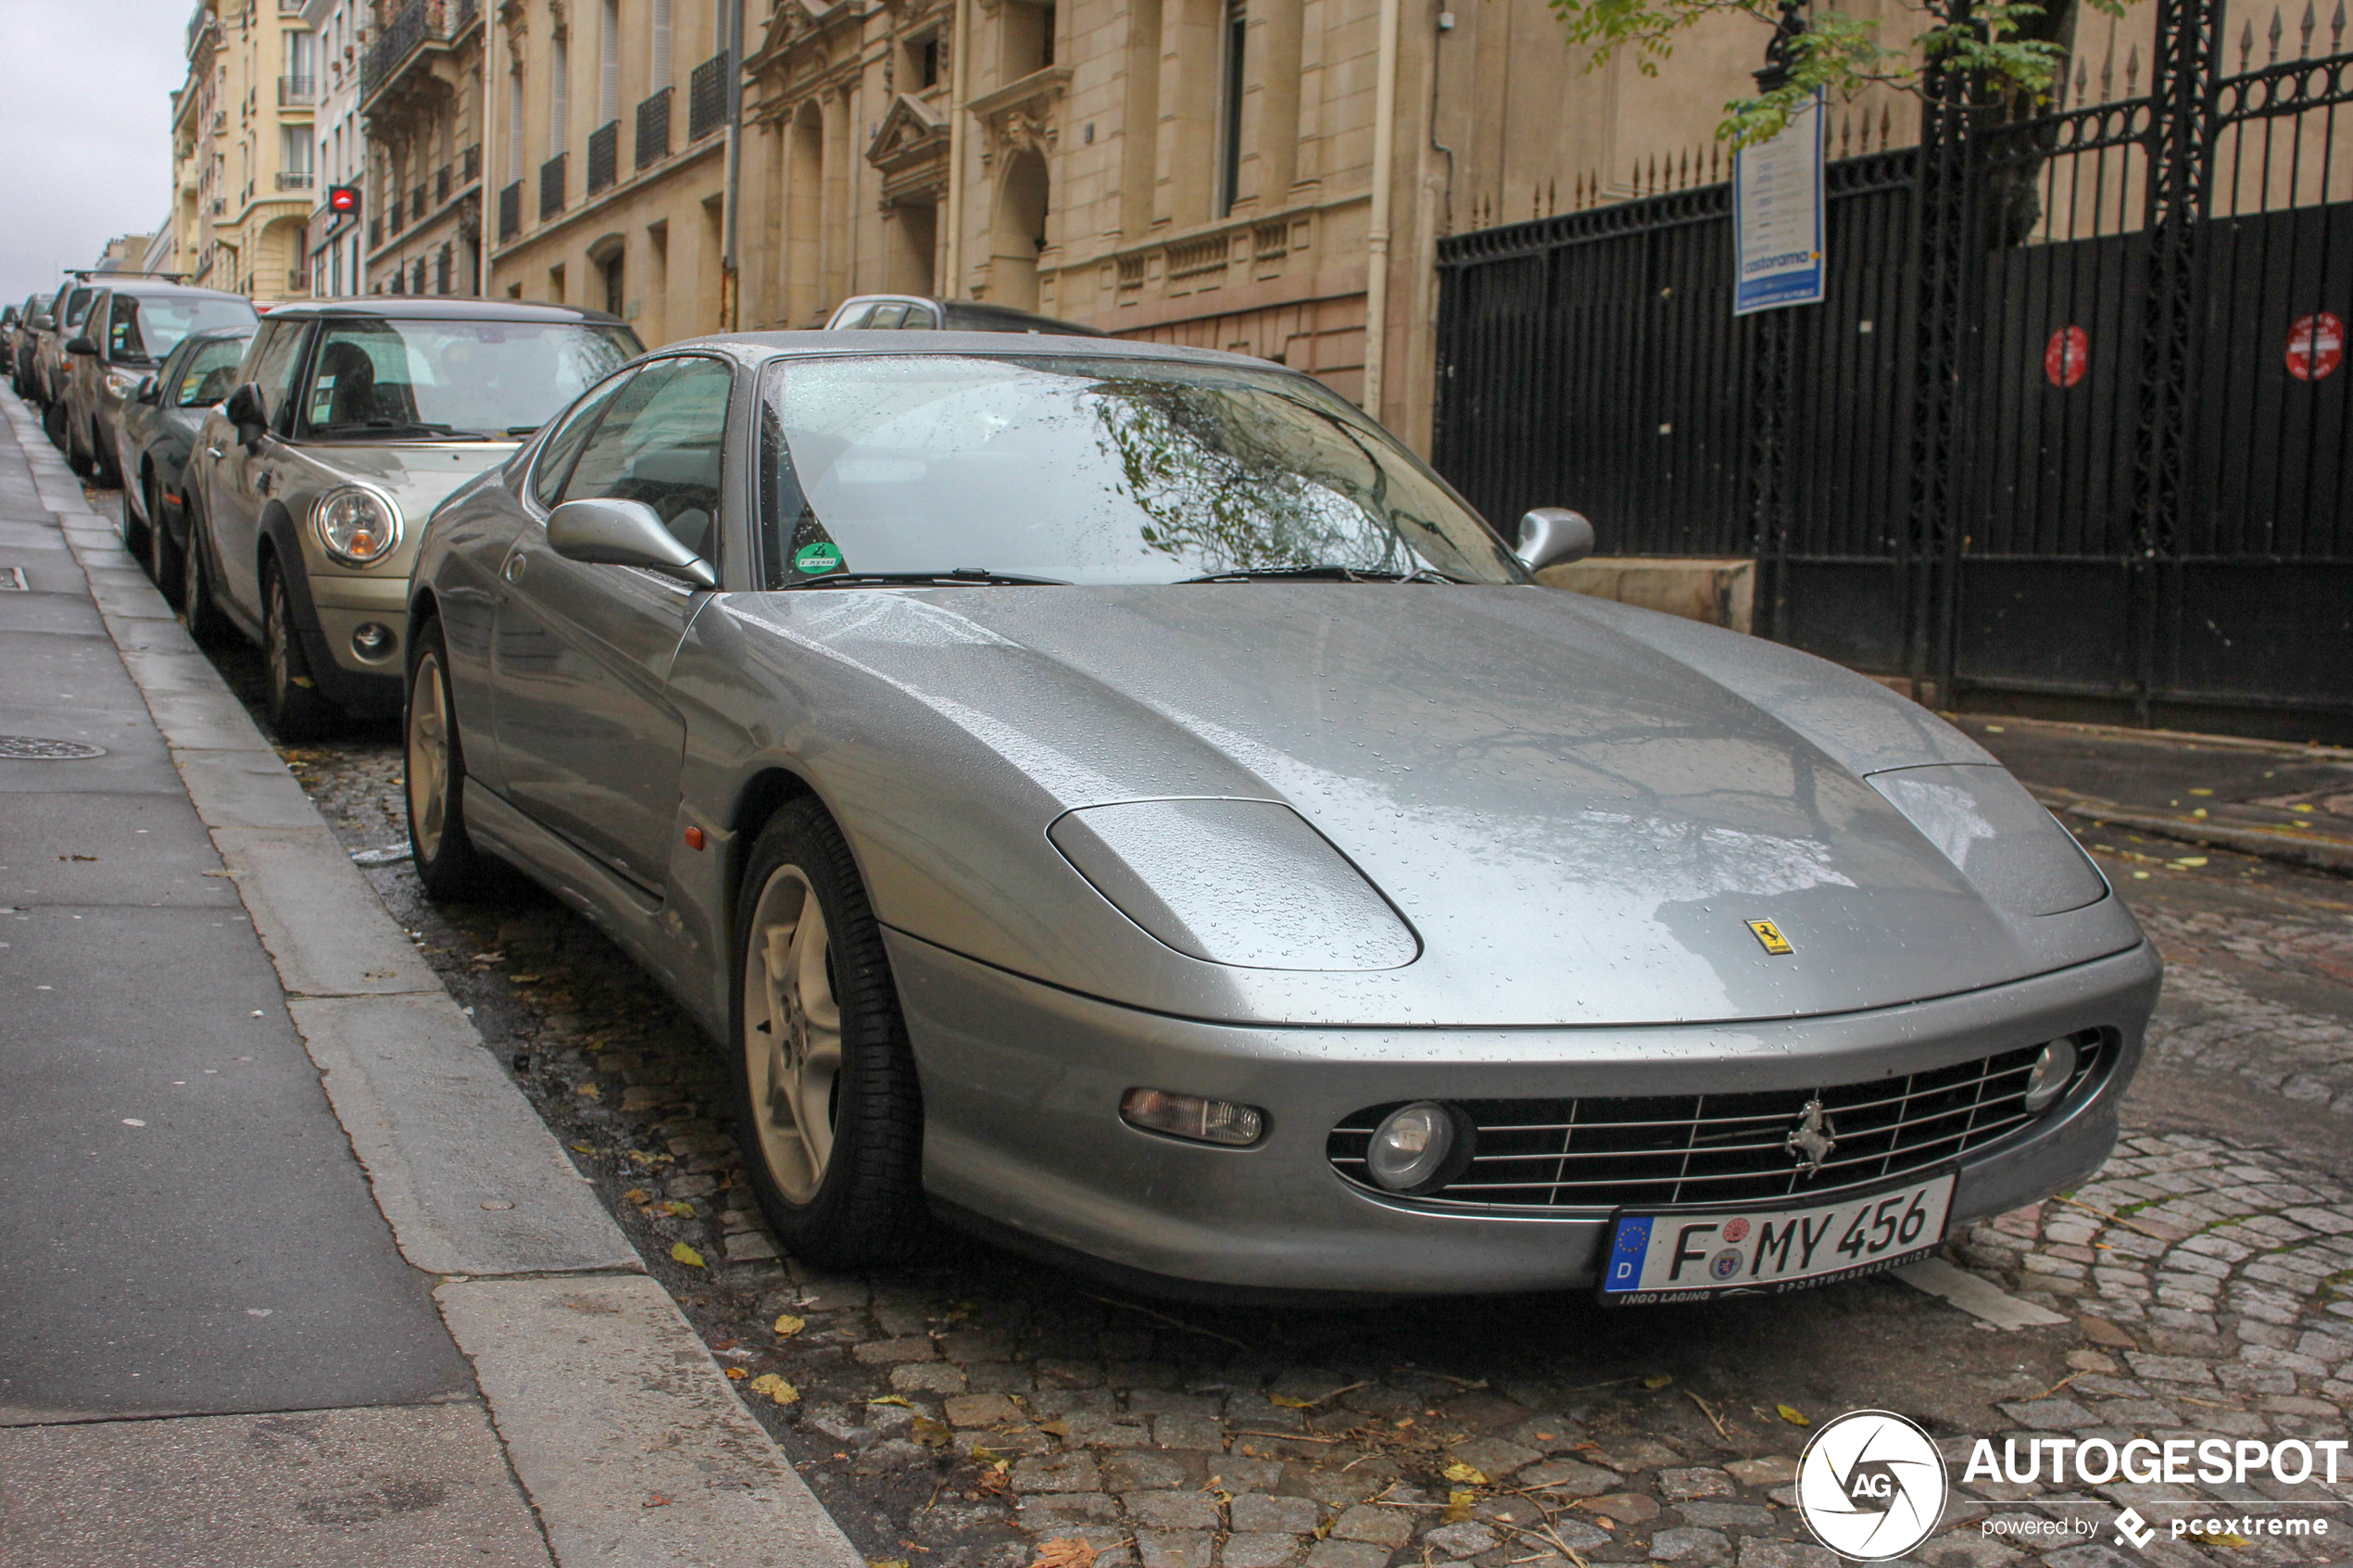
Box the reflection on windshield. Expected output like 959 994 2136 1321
131 298 258 362
758 355 1523 587
303 319 639 439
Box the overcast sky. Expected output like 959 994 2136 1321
0 0 195 307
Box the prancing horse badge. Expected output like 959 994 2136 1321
1747 919 1793 956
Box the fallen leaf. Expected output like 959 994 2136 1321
774 1312 807 1336
912 1416 952 1449
1441 1490 1477 1524
643 1494 673 1509
1037 1418 1070 1437
570 1141 595 1153
870 1560 912 1568
509 972 542 983
1443 1461 1490 1485
1776 1404 1809 1426
671 1242 706 1268
2187 787 2213 796
1641 1373 1673 1389
659 1200 695 1217
575 1082 601 1099
724 1365 749 1379
1028 1540 1097 1568
623 1188 652 1208
1270 1394 1314 1409
871 1394 914 1408
749 1373 799 1403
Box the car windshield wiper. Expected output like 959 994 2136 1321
782 569 1074 590
1176 564 1466 584
308 420 495 441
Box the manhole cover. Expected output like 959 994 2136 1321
0 735 107 759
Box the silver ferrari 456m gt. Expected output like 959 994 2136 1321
402 333 2159 1301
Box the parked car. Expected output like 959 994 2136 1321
182 298 641 737
63 280 257 484
11 294 54 397
114 323 257 588
35 279 101 435
824 294 1108 335
1 304 17 374
400 332 2160 1298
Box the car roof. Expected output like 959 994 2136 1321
262 297 628 327
86 279 247 302
678 330 1295 377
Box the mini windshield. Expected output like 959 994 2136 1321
757 355 1522 587
176 332 255 407
114 295 257 363
302 318 640 439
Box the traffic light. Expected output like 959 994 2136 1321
326 184 361 216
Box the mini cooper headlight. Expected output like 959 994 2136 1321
312 485 403 567
2021 1036 2080 1111
1365 1101 1470 1193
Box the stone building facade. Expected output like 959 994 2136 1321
361 0 490 295
170 0 321 302
484 0 738 342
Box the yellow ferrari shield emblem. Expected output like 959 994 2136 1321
1747 919 1793 956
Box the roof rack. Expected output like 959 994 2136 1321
65 269 191 282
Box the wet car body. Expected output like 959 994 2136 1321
405 332 2160 1298
65 280 257 484
184 298 639 732
10 294 55 396
823 293 1109 335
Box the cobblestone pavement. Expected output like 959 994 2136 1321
132 500 2353 1568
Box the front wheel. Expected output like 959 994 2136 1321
732 799 926 1269
405 618 490 899
263 563 338 740
180 498 230 646
145 476 182 606
120 476 149 565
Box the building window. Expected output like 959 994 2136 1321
1217 0 1246 215
917 34 939 88
651 0 673 86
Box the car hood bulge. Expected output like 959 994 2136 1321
729 585 2141 1026
308 442 517 514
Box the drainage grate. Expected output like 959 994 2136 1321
0 566 26 590
0 735 107 759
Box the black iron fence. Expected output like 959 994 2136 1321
689 52 732 142
540 153 567 220
637 88 673 169
498 181 522 243
1434 2 2353 738
587 119 620 195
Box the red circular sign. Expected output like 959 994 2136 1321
2287 312 2344 382
2044 325 2090 387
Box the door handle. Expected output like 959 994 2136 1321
205 445 223 458
503 554 526 583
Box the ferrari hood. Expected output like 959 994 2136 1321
744 584 2143 1027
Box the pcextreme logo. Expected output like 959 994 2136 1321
1793 1410 1950 1561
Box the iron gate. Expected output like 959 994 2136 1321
1431 0 2353 739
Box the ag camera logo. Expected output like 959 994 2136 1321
1794 1410 1949 1560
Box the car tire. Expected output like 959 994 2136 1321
43 396 67 454
731 798 927 1270
120 476 149 565
179 497 230 646
144 474 181 603
64 410 93 477
263 561 338 740
404 618 490 899
94 420 120 488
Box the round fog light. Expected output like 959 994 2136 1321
2021 1036 2080 1111
1365 1101 1466 1193
351 622 395 659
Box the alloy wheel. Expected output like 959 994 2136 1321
742 866 843 1204
407 649 451 863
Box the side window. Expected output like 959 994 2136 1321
533 368 638 508
107 296 145 361
559 358 732 560
178 337 251 408
82 292 112 347
61 288 94 331
832 303 875 330
866 303 909 329
241 321 308 429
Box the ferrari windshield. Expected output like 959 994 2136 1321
757 354 1525 586
303 318 640 439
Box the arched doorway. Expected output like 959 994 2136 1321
989 149 1049 311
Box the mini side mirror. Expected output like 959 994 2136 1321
31 315 53 332
1516 508 1596 572
546 497 718 591
65 335 97 357
223 382 269 446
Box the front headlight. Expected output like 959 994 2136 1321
105 368 141 396
312 485 403 567
1048 797 1419 971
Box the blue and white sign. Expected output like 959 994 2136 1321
1732 92 1827 316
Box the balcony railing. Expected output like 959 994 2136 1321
635 88 673 169
359 0 470 100
688 52 731 142
586 119 619 195
498 181 522 243
539 153 566 220
277 169 314 190
279 75 315 106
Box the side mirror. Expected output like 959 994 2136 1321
134 376 158 405
32 315 53 332
223 382 269 446
65 335 97 357
546 497 718 591
1516 508 1595 572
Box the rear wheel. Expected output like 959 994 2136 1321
179 497 230 646
42 396 66 453
93 419 120 487
120 475 149 564
732 799 926 1269
405 618 490 899
145 474 181 604
263 562 337 739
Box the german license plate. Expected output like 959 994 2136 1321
1600 1171 1955 1304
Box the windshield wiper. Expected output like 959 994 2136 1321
1177 565 1465 584
782 569 1074 590
308 420 494 440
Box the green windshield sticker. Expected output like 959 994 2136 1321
793 541 843 575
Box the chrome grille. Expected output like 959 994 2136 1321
1327 1032 2107 1211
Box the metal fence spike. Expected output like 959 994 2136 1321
2269 7 2284 59
2238 18 2255 67
2125 42 2140 93
2299 0 2315 52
